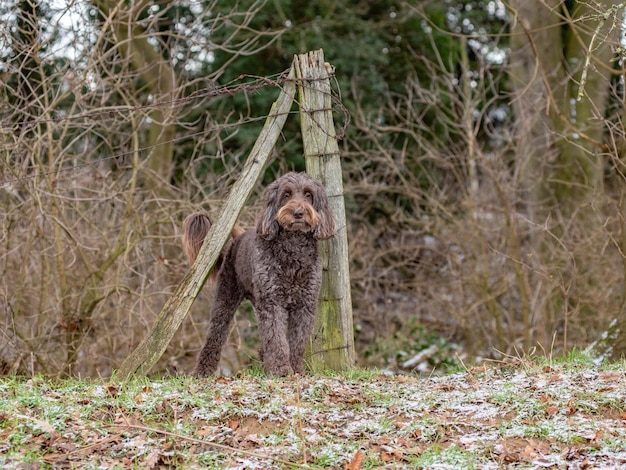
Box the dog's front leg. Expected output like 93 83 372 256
194 277 243 377
287 302 317 375
256 305 291 376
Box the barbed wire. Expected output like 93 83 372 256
0 71 350 189
5 72 285 128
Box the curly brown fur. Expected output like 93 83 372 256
184 172 337 377
182 212 245 280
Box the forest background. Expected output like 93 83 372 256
1 0 626 378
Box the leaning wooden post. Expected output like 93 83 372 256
294 50 355 371
117 68 297 378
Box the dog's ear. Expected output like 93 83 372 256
256 180 280 240
312 181 337 240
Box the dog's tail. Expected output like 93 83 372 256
182 212 245 270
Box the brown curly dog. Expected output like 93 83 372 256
183 172 337 376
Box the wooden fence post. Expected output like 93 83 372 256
294 50 355 371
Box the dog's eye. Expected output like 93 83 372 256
305 191 314 203
282 191 291 201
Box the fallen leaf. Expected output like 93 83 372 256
599 371 623 382
380 448 405 463
522 444 538 459
145 452 161 468
16 414 57 443
546 405 559 417
344 449 364 470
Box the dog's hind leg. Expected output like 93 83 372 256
193 265 243 377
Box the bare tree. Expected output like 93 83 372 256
509 0 625 356
91 0 178 190
342 0 626 367
0 0 285 376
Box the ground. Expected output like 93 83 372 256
1 355 625 469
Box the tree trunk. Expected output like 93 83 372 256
509 0 561 211
509 0 621 351
95 0 177 189
511 0 617 214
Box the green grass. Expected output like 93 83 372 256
412 444 482 469
1 352 625 468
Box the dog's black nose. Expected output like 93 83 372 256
293 208 304 219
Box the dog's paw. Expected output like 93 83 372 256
192 364 216 378
191 369 206 378
266 364 292 377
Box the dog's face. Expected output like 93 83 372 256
257 172 337 240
